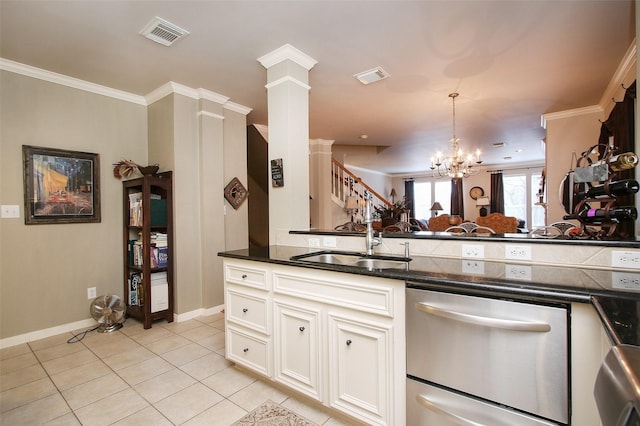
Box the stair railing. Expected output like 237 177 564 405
331 158 393 214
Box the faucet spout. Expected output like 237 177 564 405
364 192 382 256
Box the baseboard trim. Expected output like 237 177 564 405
0 318 96 349
0 304 226 349
174 304 225 323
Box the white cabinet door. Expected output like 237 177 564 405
274 301 322 401
328 313 391 426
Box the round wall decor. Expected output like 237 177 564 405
469 186 485 200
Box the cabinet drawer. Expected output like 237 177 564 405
226 326 271 377
226 288 270 334
225 263 268 290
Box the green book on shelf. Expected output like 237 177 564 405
150 199 167 226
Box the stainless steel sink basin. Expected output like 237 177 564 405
291 251 411 270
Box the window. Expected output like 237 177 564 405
414 182 431 220
414 180 451 220
434 181 451 215
503 170 545 230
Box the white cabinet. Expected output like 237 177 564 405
328 313 391 425
223 259 405 426
224 261 271 377
274 301 322 401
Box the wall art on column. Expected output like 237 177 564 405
271 158 284 187
224 177 248 210
22 145 101 224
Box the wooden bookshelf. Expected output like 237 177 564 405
122 171 174 329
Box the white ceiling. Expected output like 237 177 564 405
0 1 635 175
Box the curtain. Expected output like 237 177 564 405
597 81 636 238
450 177 464 218
490 171 504 214
404 179 415 217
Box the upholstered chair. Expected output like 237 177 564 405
428 214 453 232
476 213 519 234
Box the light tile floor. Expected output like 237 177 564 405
0 313 355 425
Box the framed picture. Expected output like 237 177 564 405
22 145 101 224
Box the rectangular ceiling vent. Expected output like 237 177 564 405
140 17 189 47
493 142 506 148
354 67 390 85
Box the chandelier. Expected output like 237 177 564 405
430 92 482 178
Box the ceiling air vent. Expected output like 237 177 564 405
354 67 390 85
140 17 189 46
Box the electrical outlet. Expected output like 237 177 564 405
323 236 337 248
462 244 484 259
462 259 485 275
612 271 640 290
308 238 320 247
87 287 96 300
1 205 20 218
612 251 640 269
505 264 532 281
505 245 532 261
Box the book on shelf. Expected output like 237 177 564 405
128 271 142 306
132 240 143 266
157 246 168 268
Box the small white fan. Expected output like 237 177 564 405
90 295 126 333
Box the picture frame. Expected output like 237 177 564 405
22 145 101 224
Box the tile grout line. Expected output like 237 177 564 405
25 332 83 425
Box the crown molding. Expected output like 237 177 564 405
224 101 252 116
0 58 251 113
599 38 636 115
145 81 251 115
540 105 604 129
257 43 318 70
0 58 147 105
541 38 636 129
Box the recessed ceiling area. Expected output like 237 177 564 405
0 1 634 175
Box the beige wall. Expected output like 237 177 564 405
0 70 148 338
1 70 248 342
545 110 604 224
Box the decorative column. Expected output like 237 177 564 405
309 139 334 230
258 44 317 244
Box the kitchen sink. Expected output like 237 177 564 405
291 251 411 270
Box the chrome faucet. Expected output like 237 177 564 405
364 192 382 256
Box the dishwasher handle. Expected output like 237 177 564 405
415 302 551 332
416 394 486 426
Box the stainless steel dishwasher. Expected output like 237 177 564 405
406 285 569 425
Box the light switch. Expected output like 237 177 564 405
1 205 20 218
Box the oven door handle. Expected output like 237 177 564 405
415 302 551 332
416 394 486 426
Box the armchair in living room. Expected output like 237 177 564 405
428 214 453 232
476 213 519 234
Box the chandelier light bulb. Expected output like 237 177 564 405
429 92 482 179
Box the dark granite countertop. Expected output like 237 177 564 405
290 230 640 248
218 245 640 345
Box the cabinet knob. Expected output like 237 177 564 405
299 326 305 332
242 308 248 313
243 348 249 353
241 274 248 279
346 339 352 346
